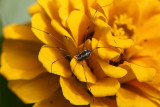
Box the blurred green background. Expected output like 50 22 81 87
0 0 35 107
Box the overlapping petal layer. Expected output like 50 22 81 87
33 89 72 107
116 82 160 107
1 40 45 80
38 46 72 77
60 77 92 105
88 78 120 97
9 73 60 103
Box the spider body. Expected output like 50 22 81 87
76 49 91 61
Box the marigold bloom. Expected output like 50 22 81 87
1 0 160 107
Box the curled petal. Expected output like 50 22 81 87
98 59 127 78
51 19 71 38
118 63 136 83
89 7 107 23
50 19 78 56
38 46 72 77
67 10 89 45
70 58 96 83
93 18 111 40
38 0 69 21
98 40 120 60
88 78 120 97
108 37 133 49
60 77 92 105
70 0 85 12
58 7 69 27
97 0 113 18
31 13 64 48
88 53 106 79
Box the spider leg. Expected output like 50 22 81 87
72 62 78 73
81 61 91 92
50 55 70 74
91 46 122 53
42 45 70 54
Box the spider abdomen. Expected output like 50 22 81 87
77 49 91 61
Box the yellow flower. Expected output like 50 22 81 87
1 0 160 106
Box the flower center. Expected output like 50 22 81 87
110 14 135 39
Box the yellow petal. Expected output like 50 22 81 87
78 39 92 52
70 0 85 12
117 86 160 107
91 97 117 107
87 0 96 7
38 46 72 78
3 24 39 42
89 7 107 23
38 0 69 21
67 10 89 45
129 62 157 82
92 37 120 61
93 18 111 40
51 19 71 38
50 19 78 56
33 89 72 107
88 78 120 97
31 13 63 48
88 53 106 79
70 58 96 83
147 68 160 91
137 0 160 25
98 59 127 78
92 38 99 51
28 3 43 15
98 40 120 60
9 73 60 103
137 15 160 42
108 37 133 49
97 0 113 18
60 77 92 105
1 40 45 80
58 7 69 27
118 62 136 83
130 56 159 71
129 80 160 100
97 0 113 8
139 37 160 56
